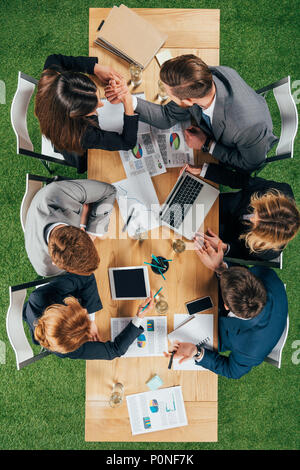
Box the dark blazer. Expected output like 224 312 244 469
23 273 144 360
135 66 278 172
197 267 288 379
204 163 295 261
43 54 139 151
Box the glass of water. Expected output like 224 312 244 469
155 293 168 314
109 382 124 408
158 79 168 101
172 239 186 253
129 63 142 87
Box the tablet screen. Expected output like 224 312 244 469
113 268 147 298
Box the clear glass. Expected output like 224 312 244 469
158 79 168 101
109 382 124 408
155 294 168 314
129 63 142 87
172 239 186 253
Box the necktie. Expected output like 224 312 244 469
201 112 212 131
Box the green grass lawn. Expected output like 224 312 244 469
0 0 299 450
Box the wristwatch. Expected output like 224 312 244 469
202 136 211 153
193 343 204 359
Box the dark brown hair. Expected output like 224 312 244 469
160 54 213 99
35 68 98 154
48 226 100 275
34 296 91 353
219 267 267 319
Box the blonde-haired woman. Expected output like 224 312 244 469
23 272 153 359
182 163 300 261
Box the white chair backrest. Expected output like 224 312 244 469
6 287 33 370
265 315 289 369
11 72 38 153
20 174 43 232
273 76 298 157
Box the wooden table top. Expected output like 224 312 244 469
86 7 220 442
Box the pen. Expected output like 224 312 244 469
144 262 165 270
122 208 135 232
97 20 105 31
168 351 175 369
140 287 163 312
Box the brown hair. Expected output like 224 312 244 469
35 68 98 155
219 266 267 319
240 190 300 253
160 54 213 99
34 296 91 353
48 226 100 275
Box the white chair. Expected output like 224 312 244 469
6 277 61 370
264 315 289 368
224 251 283 270
255 76 298 173
10 71 72 174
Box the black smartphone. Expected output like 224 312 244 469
185 296 213 315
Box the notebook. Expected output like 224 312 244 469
94 4 168 69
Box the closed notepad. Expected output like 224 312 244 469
95 4 168 69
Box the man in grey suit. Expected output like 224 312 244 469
25 179 116 277
105 55 277 172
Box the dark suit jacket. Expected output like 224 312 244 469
23 273 144 360
197 267 288 379
43 54 139 151
204 163 295 261
135 66 277 172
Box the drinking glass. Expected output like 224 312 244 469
129 63 142 87
109 382 124 408
155 293 168 314
172 239 186 253
158 79 168 101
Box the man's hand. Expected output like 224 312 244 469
94 63 123 85
136 293 154 318
184 126 208 149
179 163 203 177
89 321 101 342
164 341 197 364
195 228 228 253
105 78 130 104
194 237 226 273
80 203 90 230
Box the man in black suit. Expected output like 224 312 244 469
182 162 299 261
23 272 153 360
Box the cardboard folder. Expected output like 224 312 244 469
94 4 168 69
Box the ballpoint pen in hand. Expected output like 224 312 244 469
141 287 163 313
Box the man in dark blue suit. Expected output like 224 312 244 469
167 239 288 379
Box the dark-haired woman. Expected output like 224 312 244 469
35 54 138 172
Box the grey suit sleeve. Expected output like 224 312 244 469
135 98 191 129
212 122 271 172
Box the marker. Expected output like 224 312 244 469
144 262 165 270
140 287 163 312
168 351 175 369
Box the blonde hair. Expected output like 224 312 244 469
240 190 300 253
34 297 91 354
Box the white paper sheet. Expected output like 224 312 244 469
119 121 166 178
126 386 188 435
111 316 168 357
168 314 214 371
113 172 161 237
151 121 195 168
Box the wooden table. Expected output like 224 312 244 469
86 8 220 442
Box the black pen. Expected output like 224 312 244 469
122 208 135 232
168 351 175 370
97 20 105 31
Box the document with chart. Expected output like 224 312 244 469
168 314 214 370
126 386 188 436
119 121 166 178
111 316 168 357
151 120 195 168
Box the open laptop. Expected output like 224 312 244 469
159 170 219 240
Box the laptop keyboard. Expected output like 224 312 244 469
161 176 204 229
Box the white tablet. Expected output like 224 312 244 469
108 266 150 300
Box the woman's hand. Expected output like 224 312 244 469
94 63 123 85
136 293 154 318
195 228 228 253
105 78 130 104
89 321 101 341
194 238 226 273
